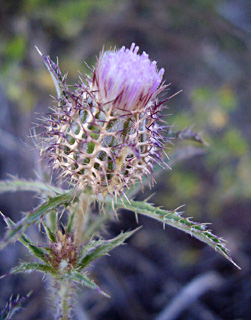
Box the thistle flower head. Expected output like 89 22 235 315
40 44 167 197
92 43 164 113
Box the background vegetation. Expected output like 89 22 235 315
0 1 250 319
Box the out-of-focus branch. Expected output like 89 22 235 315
155 271 224 320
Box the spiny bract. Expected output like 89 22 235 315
41 43 167 197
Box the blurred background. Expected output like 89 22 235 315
0 0 250 319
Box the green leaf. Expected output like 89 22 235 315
0 191 75 250
1 212 50 262
0 178 64 195
65 270 110 298
79 229 139 269
41 221 57 242
1 262 56 279
65 208 76 234
105 197 240 269
27 244 48 262
1 212 32 247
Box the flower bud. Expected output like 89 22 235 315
41 44 167 197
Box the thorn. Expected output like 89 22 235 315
174 204 186 212
168 90 183 99
35 46 43 56
143 193 156 203
0 211 6 219
162 218 166 230
99 289 111 298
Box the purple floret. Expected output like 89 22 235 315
93 43 164 112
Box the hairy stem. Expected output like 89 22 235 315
73 193 92 247
56 279 72 320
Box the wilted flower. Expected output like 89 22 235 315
40 43 167 197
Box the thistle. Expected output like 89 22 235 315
40 43 166 197
0 43 240 320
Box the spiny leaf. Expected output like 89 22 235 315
47 210 57 232
1 212 50 262
105 197 240 269
36 46 63 100
1 262 56 279
65 209 75 234
79 229 139 270
0 178 64 195
78 239 104 261
65 270 110 298
0 191 74 250
1 212 33 247
27 244 48 262
41 221 57 242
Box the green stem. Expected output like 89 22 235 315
56 279 72 320
73 193 92 247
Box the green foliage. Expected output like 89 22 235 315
1 203 138 299
42 221 57 242
2 262 57 278
169 85 250 217
2 36 26 61
0 1 249 318
29 0 117 38
79 229 139 270
0 189 75 250
105 197 240 269
191 87 237 113
1 213 50 263
169 170 201 199
0 178 64 195
64 270 110 297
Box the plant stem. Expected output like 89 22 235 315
73 193 92 247
56 279 72 320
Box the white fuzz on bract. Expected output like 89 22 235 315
41 44 167 197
